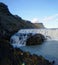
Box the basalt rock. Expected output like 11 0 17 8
26 34 45 45
0 2 11 15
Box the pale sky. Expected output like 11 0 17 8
0 0 58 28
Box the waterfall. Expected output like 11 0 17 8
10 28 58 47
10 32 34 47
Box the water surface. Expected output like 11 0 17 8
19 41 58 65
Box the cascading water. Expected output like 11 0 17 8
10 29 58 47
10 32 34 47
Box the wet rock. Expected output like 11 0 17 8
26 34 45 45
52 60 55 64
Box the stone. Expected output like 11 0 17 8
26 34 45 45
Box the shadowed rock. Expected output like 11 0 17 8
26 34 45 45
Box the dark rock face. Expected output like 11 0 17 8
0 2 45 41
0 2 11 15
0 39 54 65
0 39 22 65
26 34 45 45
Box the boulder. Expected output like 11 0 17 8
26 34 45 45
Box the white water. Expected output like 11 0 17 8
10 29 58 47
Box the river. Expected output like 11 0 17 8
18 40 58 65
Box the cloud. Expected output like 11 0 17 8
31 14 58 23
31 18 39 23
41 14 58 28
31 14 58 28
43 14 58 22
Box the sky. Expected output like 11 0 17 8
0 0 58 28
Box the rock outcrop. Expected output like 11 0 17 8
0 2 45 40
26 34 45 45
34 23 45 28
0 2 11 15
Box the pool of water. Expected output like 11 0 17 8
19 41 58 65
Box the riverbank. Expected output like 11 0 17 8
0 39 54 65
19 40 58 65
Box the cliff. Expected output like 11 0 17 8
0 2 45 40
34 23 45 28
